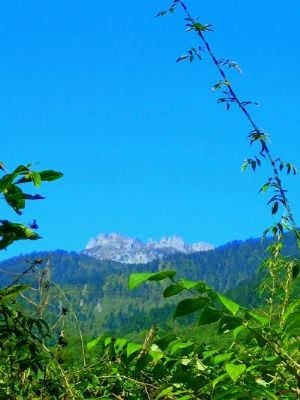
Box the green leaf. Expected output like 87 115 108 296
259 182 270 193
212 372 228 389
128 270 176 290
217 293 240 315
292 263 300 280
0 221 41 249
272 201 279 215
174 297 208 317
156 333 177 351
39 170 63 182
213 352 233 364
149 350 163 363
163 283 184 297
156 386 173 399
198 306 221 325
0 285 30 301
87 335 107 351
31 172 42 187
218 316 243 333
247 311 270 325
4 185 25 214
241 160 249 172
170 340 194 355
225 363 246 382
284 311 300 338
114 338 127 353
126 342 142 358
13 165 30 174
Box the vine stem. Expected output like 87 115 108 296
177 0 299 245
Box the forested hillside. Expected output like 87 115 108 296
1 234 297 338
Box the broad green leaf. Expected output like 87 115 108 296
198 306 221 325
87 335 106 351
292 262 300 280
39 170 63 182
0 221 40 249
174 297 208 317
214 352 233 364
156 386 173 399
13 165 30 174
31 171 42 187
163 283 184 297
217 293 240 315
0 284 30 301
4 185 25 213
202 349 218 360
248 311 270 325
233 325 249 340
128 272 154 289
225 363 246 382
218 315 243 333
126 342 142 358
283 311 300 338
212 372 228 389
179 278 200 289
128 270 176 290
15 169 63 184
149 350 163 363
114 338 127 353
170 340 194 355
156 333 177 351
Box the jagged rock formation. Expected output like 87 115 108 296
83 233 214 264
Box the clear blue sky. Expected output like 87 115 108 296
2 0 300 259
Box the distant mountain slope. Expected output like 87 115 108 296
0 235 298 337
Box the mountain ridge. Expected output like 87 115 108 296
83 233 214 264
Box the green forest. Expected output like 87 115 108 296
1 1 300 399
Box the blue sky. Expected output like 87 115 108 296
2 0 300 259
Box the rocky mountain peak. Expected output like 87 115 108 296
83 233 214 264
